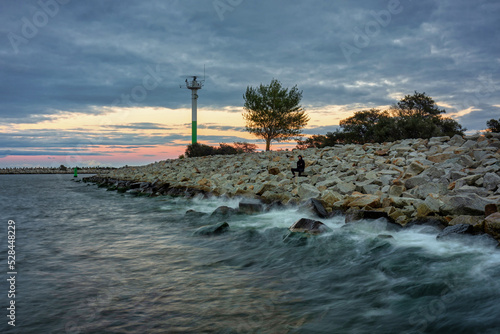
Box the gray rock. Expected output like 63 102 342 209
289 218 331 234
193 222 230 236
455 175 482 188
449 171 468 181
345 209 395 224
484 172 500 191
441 194 495 216
297 183 321 199
404 176 429 189
388 185 405 197
448 215 485 233
428 136 450 145
456 155 476 168
437 224 474 239
411 183 449 199
334 182 356 195
211 206 239 217
239 200 264 214
454 185 491 197
422 166 446 179
449 134 466 146
303 198 330 218
485 213 500 240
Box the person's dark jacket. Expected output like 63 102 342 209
297 158 305 171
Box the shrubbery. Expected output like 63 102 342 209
184 142 257 158
297 92 466 148
487 118 500 133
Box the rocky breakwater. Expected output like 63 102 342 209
87 133 500 242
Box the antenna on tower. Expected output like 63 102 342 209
181 72 205 144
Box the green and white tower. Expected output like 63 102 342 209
183 76 204 144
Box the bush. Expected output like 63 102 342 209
297 92 466 148
487 119 500 133
185 143 217 157
185 142 257 158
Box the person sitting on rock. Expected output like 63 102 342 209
291 155 305 177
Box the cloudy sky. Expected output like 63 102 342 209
1 0 499 167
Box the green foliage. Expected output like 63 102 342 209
296 131 348 148
243 79 309 151
185 143 216 157
232 142 258 153
394 91 444 117
185 142 257 158
296 91 466 147
487 118 500 132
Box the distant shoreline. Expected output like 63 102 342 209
0 167 115 175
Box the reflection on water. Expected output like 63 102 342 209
0 175 499 333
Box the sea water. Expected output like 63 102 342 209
1 174 500 333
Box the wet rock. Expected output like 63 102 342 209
485 212 500 240
211 206 239 217
239 200 264 214
345 208 395 224
406 217 448 230
437 224 474 239
184 209 209 220
193 222 230 236
289 218 331 235
303 198 330 218
485 204 498 217
448 215 485 233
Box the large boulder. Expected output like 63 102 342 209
485 212 500 240
193 222 230 236
211 206 239 217
483 173 500 191
289 218 331 235
436 224 474 240
297 183 321 199
303 198 330 218
346 194 381 209
441 194 495 216
345 208 395 224
448 215 485 233
239 199 264 214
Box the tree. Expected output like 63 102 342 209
487 118 500 132
298 91 465 146
339 109 386 143
393 91 444 117
232 142 257 153
243 79 309 151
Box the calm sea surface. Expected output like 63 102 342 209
1 174 500 333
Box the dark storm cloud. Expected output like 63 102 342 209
1 0 498 133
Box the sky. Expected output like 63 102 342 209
1 0 499 168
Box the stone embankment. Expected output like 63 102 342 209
86 133 500 242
